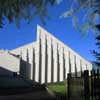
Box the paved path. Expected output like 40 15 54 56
0 90 55 100
0 77 56 100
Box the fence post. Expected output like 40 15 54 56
97 69 100 100
94 70 97 99
91 70 94 100
84 70 90 100
67 73 71 100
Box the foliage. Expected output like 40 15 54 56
91 34 100 66
59 0 100 67
61 0 100 35
0 0 56 28
91 15 100 67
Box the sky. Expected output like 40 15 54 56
0 1 96 62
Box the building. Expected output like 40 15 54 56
0 50 20 76
0 25 93 84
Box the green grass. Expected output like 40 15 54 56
47 81 67 95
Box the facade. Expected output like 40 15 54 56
9 25 92 84
0 50 20 76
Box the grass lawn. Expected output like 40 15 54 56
47 81 67 95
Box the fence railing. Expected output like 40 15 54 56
67 69 100 100
55 94 66 100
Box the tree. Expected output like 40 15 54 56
0 0 56 28
91 35 100 66
61 0 100 35
91 25 100 66
57 0 100 67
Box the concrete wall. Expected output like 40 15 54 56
11 25 93 84
0 51 20 75
36 25 92 83
10 42 37 80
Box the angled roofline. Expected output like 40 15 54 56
37 24 92 64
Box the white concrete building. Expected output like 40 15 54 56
0 50 20 76
0 25 93 84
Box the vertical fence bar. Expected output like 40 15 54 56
91 70 94 100
98 69 100 100
94 70 96 99
84 70 90 100
97 69 100 100
67 73 71 100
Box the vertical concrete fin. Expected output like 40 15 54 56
63 48 66 80
74 55 77 77
45 35 48 83
37 24 41 41
26 48 30 79
26 49 29 63
57 43 60 82
51 38 54 82
19 50 22 76
68 51 71 74
39 34 42 83
80 60 83 76
32 48 35 81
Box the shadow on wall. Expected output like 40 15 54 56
20 60 31 79
0 66 15 77
0 59 31 79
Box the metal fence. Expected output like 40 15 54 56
55 94 66 100
67 70 100 100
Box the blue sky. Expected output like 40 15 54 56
0 1 96 61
